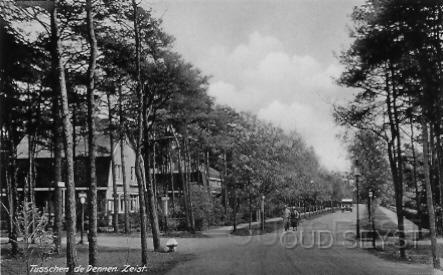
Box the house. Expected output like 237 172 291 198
2 133 223 228
197 165 222 194
153 163 222 196
12 134 139 226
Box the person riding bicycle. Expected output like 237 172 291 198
290 207 300 231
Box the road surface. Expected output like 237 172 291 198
166 206 432 275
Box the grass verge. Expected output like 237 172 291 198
231 220 283 236
359 205 434 265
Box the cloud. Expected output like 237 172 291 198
257 101 348 171
203 32 350 171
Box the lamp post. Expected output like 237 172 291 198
78 192 87 244
354 167 361 239
261 195 265 231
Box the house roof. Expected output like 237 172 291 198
198 165 221 180
16 156 111 188
17 134 113 159
207 166 221 180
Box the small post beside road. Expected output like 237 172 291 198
78 192 87 244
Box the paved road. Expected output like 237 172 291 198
166 206 432 275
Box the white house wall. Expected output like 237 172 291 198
106 138 140 213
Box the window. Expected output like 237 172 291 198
130 195 138 212
115 164 121 179
131 167 135 181
108 200 113 213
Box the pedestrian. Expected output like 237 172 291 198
283 205 291 231
290 206 300 231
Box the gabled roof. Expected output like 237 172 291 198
16 157 111 188
17 134 114 159
199 165 221 180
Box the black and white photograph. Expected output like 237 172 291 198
0 0 442 274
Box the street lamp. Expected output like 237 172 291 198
78 192 87 244
353 166 361 239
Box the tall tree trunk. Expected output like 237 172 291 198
107 93 119 233
184 133 195 232
203 150 212 227
142 103 161 249
168 148 175 211
205 151 212 196
24 134 32 239
135 155 148 264
50 1 77 271
223 151 229 223
71 99 76 173
232 191 238 232
132 0 148 264
435 123 443 235
409 115 422 239
118 86 130 234
23 100 32 239
7 132 18 256
367 192 371 223
248 181 252 230
53 115 63 253
86 0 98 267
176 144 190 229
385 66 405 258
51 34 64 255
141 89 161 249
429 126 439 233
171 129 191 229
392 80 406 257
26 105 36 237
152 136 158 199
143 138 161 250
422 119 441 269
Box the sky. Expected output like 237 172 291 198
146 0 365 172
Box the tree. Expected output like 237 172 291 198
50 0 78 270
335 0 443 264
118 84 130 234
106 92 119 233
422 119 440 268
132 0 149 263
85 0 98 267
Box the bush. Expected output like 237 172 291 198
190 185 213 231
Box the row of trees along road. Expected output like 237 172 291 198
334 0 443 268
0 0 349 272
